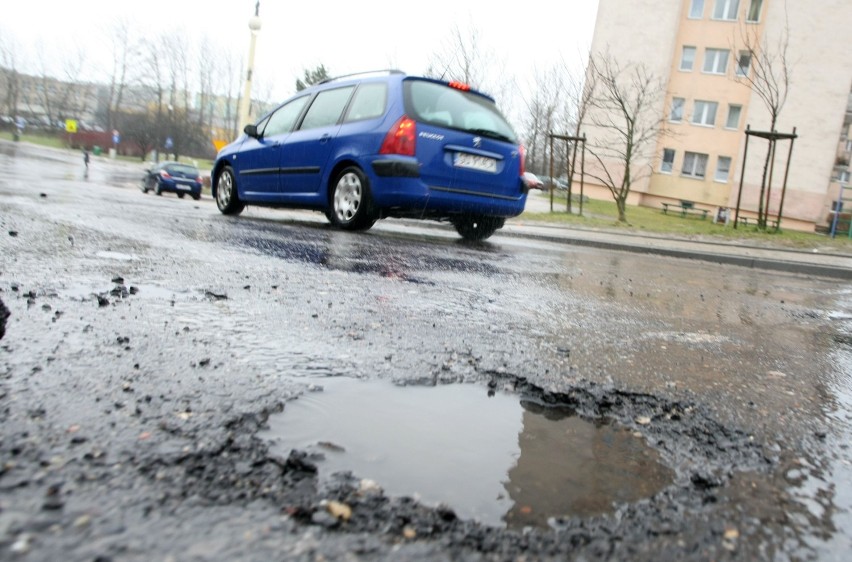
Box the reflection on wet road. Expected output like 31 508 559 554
264 377 673 529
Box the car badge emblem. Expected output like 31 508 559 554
473 137 482 148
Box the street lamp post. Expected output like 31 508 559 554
237 2 262 132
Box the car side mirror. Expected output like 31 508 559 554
244 124 259 138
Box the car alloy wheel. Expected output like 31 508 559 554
330 167 375 231
216 166 244 215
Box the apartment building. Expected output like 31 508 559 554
585 0 852 231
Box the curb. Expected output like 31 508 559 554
499 227 852 280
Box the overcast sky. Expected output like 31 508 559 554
3 0 599 109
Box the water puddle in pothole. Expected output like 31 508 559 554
263 377 674 529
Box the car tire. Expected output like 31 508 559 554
191 193 201 201
328 167 376 231
216 166 245 215
452 215 504 241
155 182 162 196
177 193 185 199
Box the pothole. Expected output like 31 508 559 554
262 377 674 529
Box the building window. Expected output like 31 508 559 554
661 148 676 173
689 0 705 19
692 100 718 126
703 49 730 74
715 156 732 182
746 0 762 22
736 51 752 77
680 46 696 71
846 139 852 153
840 170 851 183
712 0 740 20
670 97 685 122
726 104 742 129
683 152 709 178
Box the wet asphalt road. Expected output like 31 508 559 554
1 141 851 561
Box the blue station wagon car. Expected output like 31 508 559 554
142 162 203 200
211 71 528 240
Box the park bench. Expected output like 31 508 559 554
736 216 780 229
661 200 709 220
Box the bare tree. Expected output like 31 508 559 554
424 23 504 94
584 53 667 222
735 21 791 133
30 44 89 127
521 66 571 176
104 19 139 132
139 35 169 160
734 18 793 229
0 29 21 123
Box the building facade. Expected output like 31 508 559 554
586 0 852 231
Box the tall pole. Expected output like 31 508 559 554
734 125 751 230
548 134 555 212
775 127 797 233
238 2 262 132
579 134 586 217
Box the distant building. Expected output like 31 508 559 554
585 0 852 231
0 69 99 130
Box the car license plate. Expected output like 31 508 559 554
454 152 497 173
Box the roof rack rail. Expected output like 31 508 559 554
319 69 405 85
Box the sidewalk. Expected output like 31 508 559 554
504 194 852 280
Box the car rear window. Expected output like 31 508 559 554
403 79 518 143
165 164 199 175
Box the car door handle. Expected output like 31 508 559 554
319 134 331 144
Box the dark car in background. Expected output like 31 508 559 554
522 172 544 190
212 70 527 240
141 162 203 200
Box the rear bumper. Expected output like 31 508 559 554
368 173 526 219
162 181 202 195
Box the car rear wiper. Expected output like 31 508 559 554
467 129 513 143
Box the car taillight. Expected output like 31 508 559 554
196 176 203 183
448 81 470 92
160 171 172 179
519 145 526 176
379 116 416 156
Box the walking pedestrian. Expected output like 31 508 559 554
83 149 90 169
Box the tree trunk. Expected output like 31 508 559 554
756 116 777 230
617 198 627 222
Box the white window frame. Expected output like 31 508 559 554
846 139 852 153
680 46 696 71
661 148 676 173
682 152 709 179
703 49 730 74
726 104 742 129
670 97 685 122
712 0 740 20
746 0 762 22
692 100 718 127
715 156 732 182
689 0 705 19
736 51 752 77
840 170 851 183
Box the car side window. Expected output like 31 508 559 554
299 86 355 131
344 83 387 122
262 96 309 138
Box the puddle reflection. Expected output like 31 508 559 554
263 378 673 529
